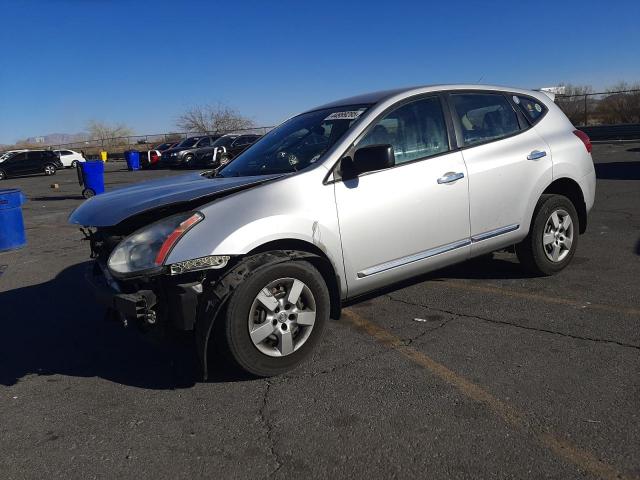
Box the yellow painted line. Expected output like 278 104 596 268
439 280 640 317
343 309 637 480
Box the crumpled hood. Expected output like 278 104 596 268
68 171 282 227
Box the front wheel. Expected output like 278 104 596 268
44 164 56 176
183 154 194 168
0 169 6 180
216 260 330 377
516 194 579 276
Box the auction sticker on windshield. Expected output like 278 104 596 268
324 110 365 121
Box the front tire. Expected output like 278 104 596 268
0 169 6 180
516 194 579 276
216 260 330 377
183 154 194 168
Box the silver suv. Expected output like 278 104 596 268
70 85 596 377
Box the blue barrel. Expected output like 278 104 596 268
125 150 140 171
81 160 105 198
0 189 27 252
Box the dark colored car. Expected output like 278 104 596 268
154 142 177 152
160 136 221 168
0 150 63 180
191 134 262 169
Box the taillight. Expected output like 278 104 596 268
573 130 592 154
150 151 159 164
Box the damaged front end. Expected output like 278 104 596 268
81 212 230 333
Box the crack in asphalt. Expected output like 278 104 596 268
385 294 640 352
259 379 284 477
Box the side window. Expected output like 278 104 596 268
450 93 520 146
513 95 546 124
198 137 211 147
9 153 26 163
61 150 72 156
358 96 449 165
28 152 43 161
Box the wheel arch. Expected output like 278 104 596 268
247 239 342 321
542 177 587 234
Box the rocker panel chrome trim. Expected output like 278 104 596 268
471 224 519 243
357 238 471 278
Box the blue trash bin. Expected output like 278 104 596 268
79 161 105 198
0 188 27 252
125 150 141 171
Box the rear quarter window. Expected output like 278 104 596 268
513 95 547 124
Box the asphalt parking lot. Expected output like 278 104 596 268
1 145 639 479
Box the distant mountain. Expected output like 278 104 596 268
24 132 90 146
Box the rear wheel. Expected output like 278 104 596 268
0 169 6 180
516 194 579 275
71 160 79 169
216 260 330 377
44 164 56 176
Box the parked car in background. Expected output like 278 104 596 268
54 149 85 168
0 149 28 162
190 134 262 169
160 135 221 168
0 150 63 179
153 142 178 153
70 84 595 378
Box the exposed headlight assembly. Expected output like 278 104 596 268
108 212 203 277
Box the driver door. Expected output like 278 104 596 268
334 95 471 297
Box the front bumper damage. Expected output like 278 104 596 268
86 261 202 331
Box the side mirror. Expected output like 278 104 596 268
341 144 395 180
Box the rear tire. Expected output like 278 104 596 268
0 169 6 180
215 260 330 377
516 194 579 276
71 160 79 169
44 164 56 176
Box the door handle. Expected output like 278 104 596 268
527 150 547 160
437 172 465 184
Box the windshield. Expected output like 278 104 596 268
175 138 199 149
218 105 370 177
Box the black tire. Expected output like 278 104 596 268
516 194 579 276
71 160 79 169
183 154 194 168
216 260 330 377
44 164 56 176
0 169 6 180
82 188 96 199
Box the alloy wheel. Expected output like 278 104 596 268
44 165 55 175
542 208 574 262
248 277 317 357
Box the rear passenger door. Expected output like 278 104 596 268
25 151 44 174
448 92 552 255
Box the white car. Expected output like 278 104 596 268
54 149 85 168
71 84 596 377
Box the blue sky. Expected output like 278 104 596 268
1 0 639 144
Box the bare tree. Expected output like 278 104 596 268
176 102 255 134
597 82 640 124
555 84 593 125
87 120 134 147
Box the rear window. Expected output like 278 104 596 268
450 93 521 146
513 95 547 124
